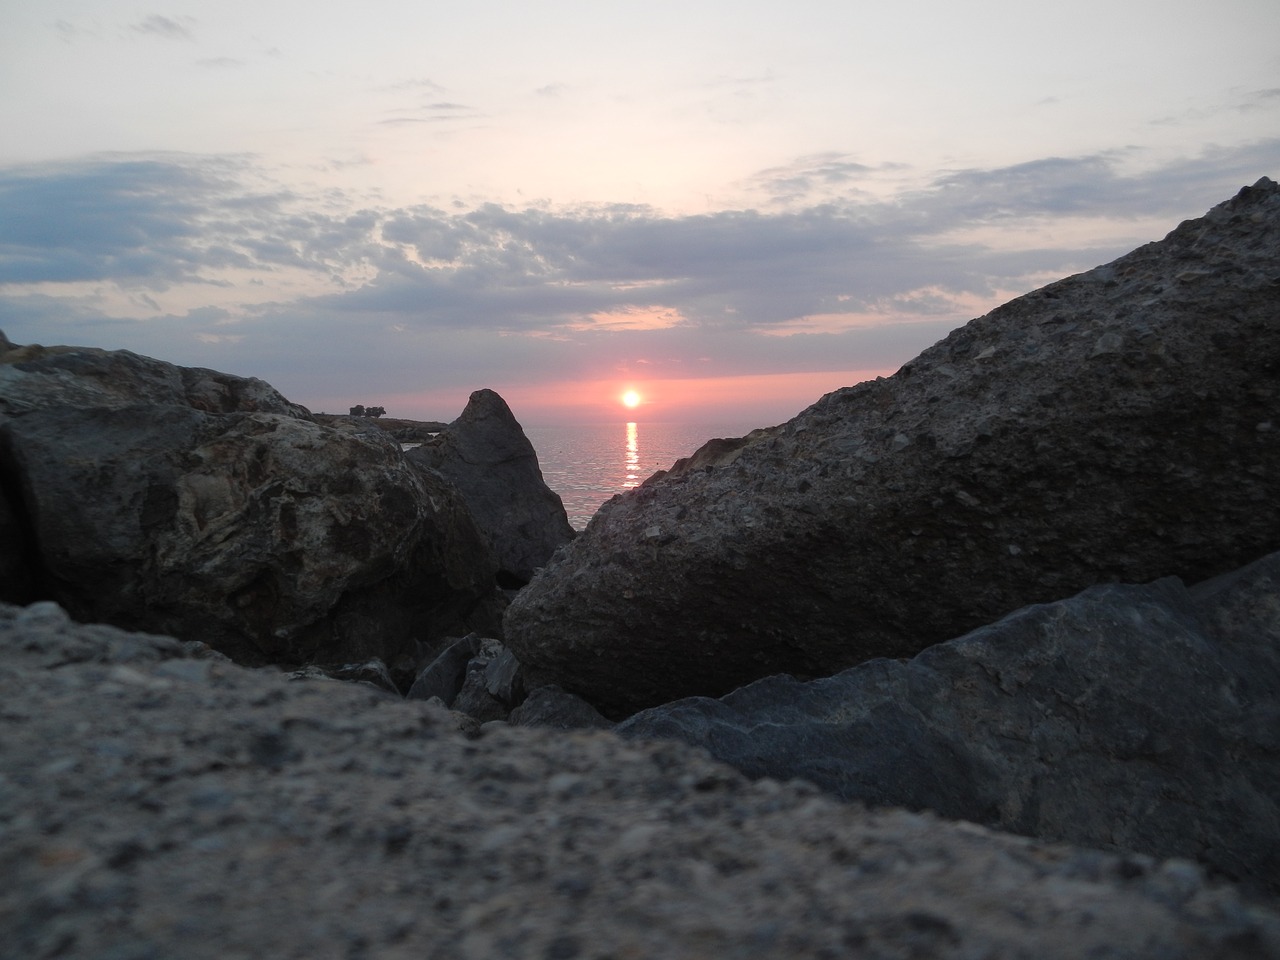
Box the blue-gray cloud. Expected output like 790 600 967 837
0 155 371 287
2 139 1277 416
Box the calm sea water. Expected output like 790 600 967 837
524 421 760 530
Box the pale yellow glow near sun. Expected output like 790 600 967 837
621 389 641 409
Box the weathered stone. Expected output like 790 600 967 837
619 549 1280 895
0 376 503 667
406 388 574 586
288 657 401 695
405 634 483 703
483 645 527 704
508 684 614 730
0 337 309 421
505 178 1280 717
2 601 1278 958
452 664 511 722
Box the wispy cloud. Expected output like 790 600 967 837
1 140 1276 411
131 14 196 41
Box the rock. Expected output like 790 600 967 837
618 549 1280 895
505 178 1280 717
508 684 614 730
2 602 1278 959
0 337 309 420
0 343 504 668
452 664 511 723
406 634 483 703
406 388 574 586
483 645 527 704
313 413 448 444
0 478 33 604
287 657 401 695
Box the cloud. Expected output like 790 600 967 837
0 155 374 289
2 139 1277 417
378 102 483 125
131 14 196 41
54 19 100 42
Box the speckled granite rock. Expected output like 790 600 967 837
2 601 1278 959
505 178 1280 717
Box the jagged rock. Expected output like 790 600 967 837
508 684 614 730
0 341 503 667
2 602 1278 958
505 178 1280 717
483 645 527 704
619 549 1280 895
452 664 511 722
406 388 574 586
406 634 483 703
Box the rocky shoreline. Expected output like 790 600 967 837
2 179 1279 955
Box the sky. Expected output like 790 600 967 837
2 1 1278 427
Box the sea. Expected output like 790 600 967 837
524 421 762 530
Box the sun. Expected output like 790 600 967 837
621 389 642 409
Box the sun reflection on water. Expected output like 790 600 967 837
624 421 639 488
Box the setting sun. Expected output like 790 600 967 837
621 389 642 409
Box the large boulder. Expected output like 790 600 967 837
3 601 1277 959
619 549 1280 896
407 388 574 585
0 339 503 668
504 178 1280 717
0 340 310 419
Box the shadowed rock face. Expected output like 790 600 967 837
0 341 502 667
619 549 1280 896
504 178 1280 718
407 388 574 586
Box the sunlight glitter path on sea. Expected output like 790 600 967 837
525 422 758 530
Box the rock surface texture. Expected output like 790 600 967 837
619 549 1280 896
0 340 502 667
505 178 1280 717
407 388 575 585
3 601 1278 960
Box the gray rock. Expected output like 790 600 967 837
505 178 1280 717
451 664 511 722
508 684 614 730
0 349 504 668
405 633 483 703
483 645 527 704
407 388 574 585
287 657 401 695
618 549 1280 895
0 337 309 421
2 601 1278 959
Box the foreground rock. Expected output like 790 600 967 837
505 178 1280 717
0 339 502 668
620 549 1280 896
407 388 574 586
3 602 1277 959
